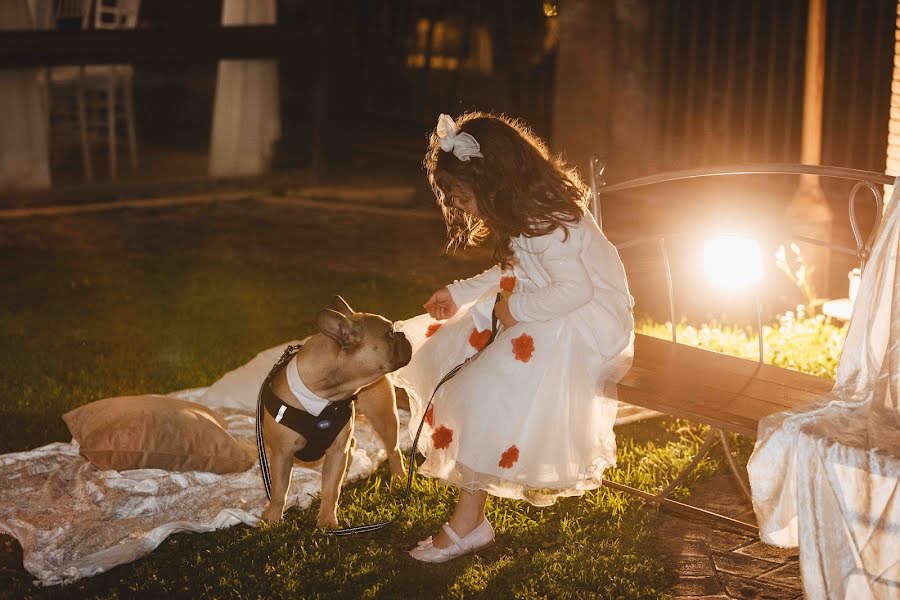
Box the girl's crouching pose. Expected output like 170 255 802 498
392 112 635 563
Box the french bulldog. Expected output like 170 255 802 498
260 296 412 527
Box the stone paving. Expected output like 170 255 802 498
654 473 804 599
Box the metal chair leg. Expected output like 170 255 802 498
717 430 754 504
655 426 717 499
76 67 93 183
107 71 117 180
601 426 759 533
124 77 138 171
602 478 758 533
41 67 51 160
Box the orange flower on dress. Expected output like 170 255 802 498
432 425 453 449
469 327 491 351
425 322 442 337
499 445 519 468
511 333 535 362
424 406 434 427
499 275 517 293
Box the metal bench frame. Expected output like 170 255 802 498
591 161 894 533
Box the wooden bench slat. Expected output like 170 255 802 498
617 334 835 437
618 386 759 436
624 363 824 409
634 334 833 394
669 349 833 397
620 367 798 435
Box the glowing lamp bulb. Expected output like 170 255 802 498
703 235 763 289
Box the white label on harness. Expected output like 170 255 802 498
275 404 287 423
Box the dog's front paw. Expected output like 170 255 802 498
316 514 339 529
261 504 284 523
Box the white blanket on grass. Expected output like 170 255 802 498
0 339 659 586
0 342 412 586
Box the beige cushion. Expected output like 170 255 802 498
63 395 254 474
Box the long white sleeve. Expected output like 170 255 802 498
508 229 593 322
446 265 502 307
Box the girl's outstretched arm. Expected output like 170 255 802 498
445 264 502 307
508 229 593 322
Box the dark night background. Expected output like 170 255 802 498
11 0 890 187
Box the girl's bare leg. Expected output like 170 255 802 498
431 487 488 549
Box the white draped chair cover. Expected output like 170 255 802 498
748 180 900 599
0 0 51 191
208 0 281 177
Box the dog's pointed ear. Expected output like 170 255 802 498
331 295 355 316
316 309 361 349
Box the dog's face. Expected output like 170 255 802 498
314 296 412 389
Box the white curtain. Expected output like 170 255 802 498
208 0 281 177
748 181 900 599
0 0 51 191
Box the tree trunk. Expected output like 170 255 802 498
788 0 833 297
551 0 614 178
885 0 900 201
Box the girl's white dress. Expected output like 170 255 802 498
392 213 634 506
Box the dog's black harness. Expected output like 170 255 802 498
256 344 357 498
262 374 355 462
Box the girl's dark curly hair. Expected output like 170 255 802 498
424 111 589 268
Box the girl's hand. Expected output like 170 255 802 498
493 296 519 328
424 287 459 320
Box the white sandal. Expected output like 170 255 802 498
408 519 494 563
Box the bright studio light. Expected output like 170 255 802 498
703 235 763 289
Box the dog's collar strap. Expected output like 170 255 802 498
285 354 330 417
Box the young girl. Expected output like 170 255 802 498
391 112 634 563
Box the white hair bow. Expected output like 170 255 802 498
436 114 483 161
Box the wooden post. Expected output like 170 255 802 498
787 0 833 296
551 0 613 176
885 0 900 201
610 0 651 179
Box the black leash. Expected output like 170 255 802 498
327 297 502 536
256 295 502 536
256 343 305 500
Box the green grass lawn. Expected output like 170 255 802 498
0 198 729 599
